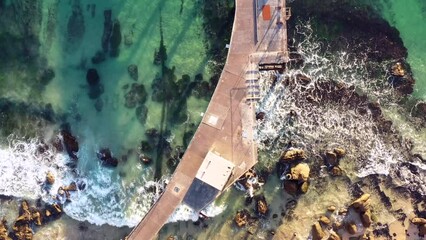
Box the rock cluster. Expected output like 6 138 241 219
309 193 377 240
0 200 64 240
324 147 346 177
127 64 138 81
124 83 148 124
234 209 251 227
278 148 311 195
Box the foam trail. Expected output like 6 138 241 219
0 135 74 201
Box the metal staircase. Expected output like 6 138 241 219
245 62 261 102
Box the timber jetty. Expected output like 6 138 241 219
128 0 290 239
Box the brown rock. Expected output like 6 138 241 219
0 218 11 240
411 217 426 225
327 205 336 212
361 209 372 227
280 149 306 162
351 194 370 209
256 196 268 215
319 215 331 225
328 231 341 240
333 148 346 158
32 211 42 226
391 62 405 77
330 166 343 176
346 222 357 234
300 181 309 193
234 210 250 227
290 163 310 181
46 172 55 185
63 182 77 191
312 222 325 240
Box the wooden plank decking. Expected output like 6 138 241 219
128 0 289 239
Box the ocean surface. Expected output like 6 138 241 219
0 0 425 239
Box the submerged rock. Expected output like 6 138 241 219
110 19 122 57
124 83 147 108
91 51 106 64
234 209 250 227
139 154 152 165
86 68 100 86
101 10 113 52
128 64 138 81
135 105 148 125
255 195 268 216
283 180 298 195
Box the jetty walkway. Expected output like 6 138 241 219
128 0 290 239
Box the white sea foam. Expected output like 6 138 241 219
0 135 74 201
167 203 227 223
255 21 425 196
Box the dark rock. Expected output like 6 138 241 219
86 68 100 86
110 19 122 57
97 148 118 167
38 67 55 86
140 140 153 152
256 112 266 121
91 51 106 64
125 83 147 108
94 98 103 112
101 10 113 52
139 154 152 164
60 129 79 160
67 3 85 44
128 64 138 81
88 84 104 99
135 105 148 124
367 102 382 119
145 128 159 139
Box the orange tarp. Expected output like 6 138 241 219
262 4 271 21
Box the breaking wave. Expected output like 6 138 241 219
255 22 426 195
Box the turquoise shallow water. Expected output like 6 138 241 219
371 0 426 99
0 0 213 228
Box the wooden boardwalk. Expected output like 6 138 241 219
128 0 289 239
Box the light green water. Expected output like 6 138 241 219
1 0 213 227
373 0 426 99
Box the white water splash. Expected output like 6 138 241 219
255 21 425 196
0 135 74 201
